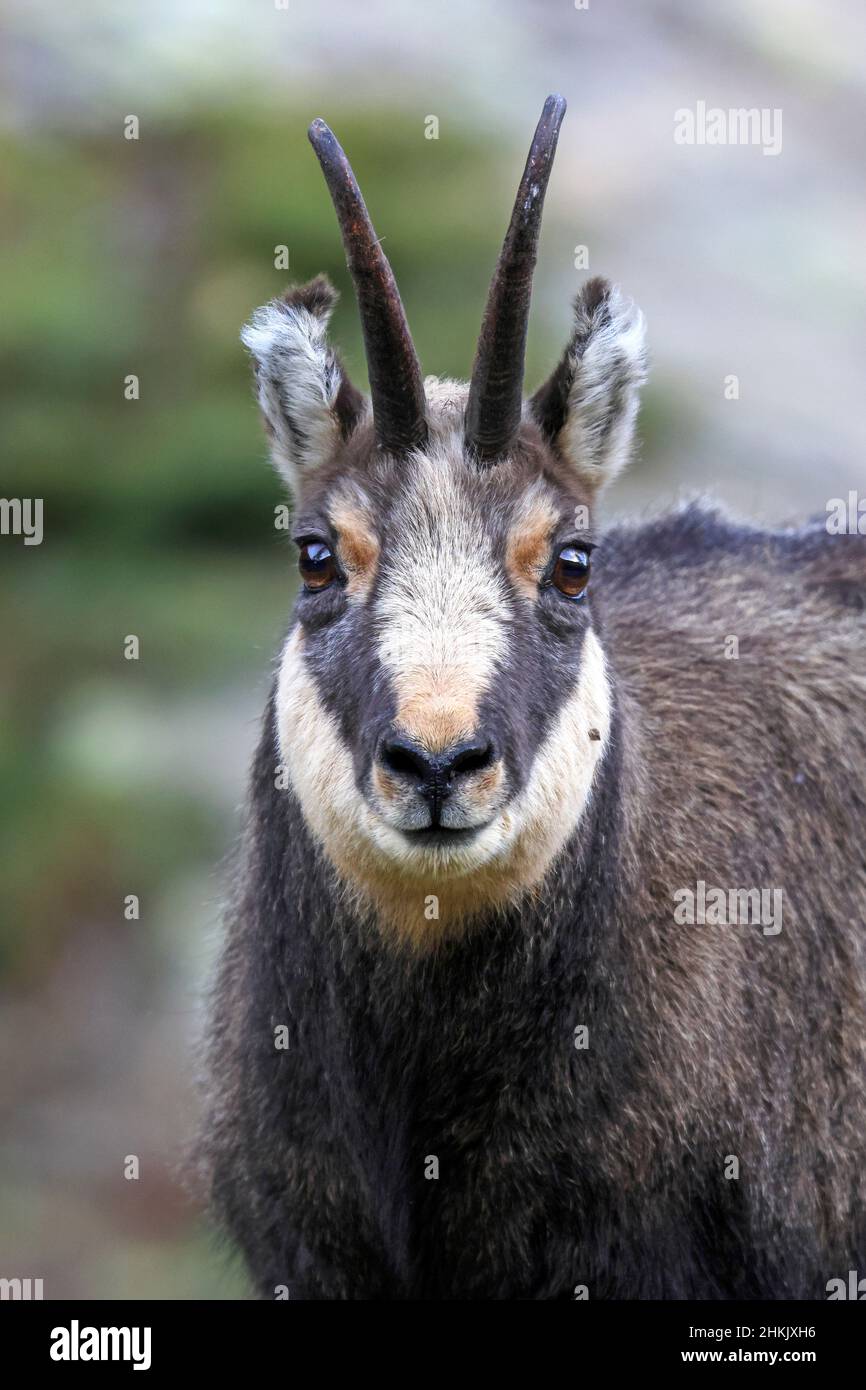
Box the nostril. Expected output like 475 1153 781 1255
449 740 496 778
378 733 497 799
380 738 432 783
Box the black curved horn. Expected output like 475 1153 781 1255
308 119 427 457
465 95 567 462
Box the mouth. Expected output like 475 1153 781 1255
399 825 484 849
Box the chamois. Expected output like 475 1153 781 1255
202 96 866 1299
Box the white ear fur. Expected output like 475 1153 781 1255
241 276 363 491
532 278 647 492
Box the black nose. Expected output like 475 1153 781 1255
379 734 496 821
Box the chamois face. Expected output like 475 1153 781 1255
242 275 646 940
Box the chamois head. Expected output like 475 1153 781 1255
242 96 647 941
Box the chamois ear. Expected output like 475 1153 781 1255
530 277 647 492
241 275 366 491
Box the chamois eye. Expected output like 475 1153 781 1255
552 546 590 599
299 541 337 592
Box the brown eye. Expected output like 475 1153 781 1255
552 546 590 599
299 541 337 592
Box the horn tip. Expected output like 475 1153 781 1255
308 117 333 148
543 93 567 123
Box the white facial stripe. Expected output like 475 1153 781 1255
375 444 510 753
501 626 611 864
275 626 367 849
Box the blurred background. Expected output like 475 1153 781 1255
1 0 865 1298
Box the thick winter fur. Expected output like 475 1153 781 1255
201 272 866 1299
